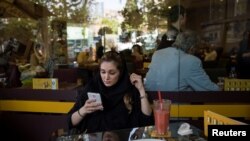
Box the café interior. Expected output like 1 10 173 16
0 0 250 141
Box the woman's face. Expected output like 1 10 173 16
100 61 120 87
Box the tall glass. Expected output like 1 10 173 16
153 99 171 135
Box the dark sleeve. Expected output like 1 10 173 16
67 85 88 131
130 88 154 127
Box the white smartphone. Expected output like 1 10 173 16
87 92 102 104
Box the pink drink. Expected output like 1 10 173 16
153 99 171 135
154 109 170 135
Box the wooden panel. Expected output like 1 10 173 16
1 100 250 118
0 100 74 113
148 91 250 103
0 86 78 101
178 104 250 118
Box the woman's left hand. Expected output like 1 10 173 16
130 73 144 91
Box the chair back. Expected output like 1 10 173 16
204 110 247 136
224 78 250 91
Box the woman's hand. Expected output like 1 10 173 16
130 73 152 116
79 99 103 115
71 99 103 126
130 73 144 91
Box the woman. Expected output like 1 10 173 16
68 51 153 133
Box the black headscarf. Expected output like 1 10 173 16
92 51 133 108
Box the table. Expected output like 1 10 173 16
56 122 207 141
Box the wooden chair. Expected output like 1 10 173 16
204 110 247 136
224 78 250 91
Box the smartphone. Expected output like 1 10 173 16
87 92 102 104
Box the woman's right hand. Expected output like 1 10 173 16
79 99 104 115
71 99 104 126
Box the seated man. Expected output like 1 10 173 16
145 31 220 91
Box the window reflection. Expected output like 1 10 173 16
1 0 250 89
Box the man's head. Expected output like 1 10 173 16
168 5 186 25
172 30 199 53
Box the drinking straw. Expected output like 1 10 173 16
158 90 162 103
158 91 163 110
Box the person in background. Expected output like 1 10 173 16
226 46 238 74
167 5 186 37
87 46 96 62
157 5 187 50
237 30 250 79
68 51 153 133
145 30 220 91
20 44 46 82
131 44 143 70
156 34 168 50
30 44 45 68
96 42 104 63
76 51 95 85
120 49 135 73
0 38 22 88
77 51 90 67
204 47 217 62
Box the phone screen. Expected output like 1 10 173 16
87 92 102 104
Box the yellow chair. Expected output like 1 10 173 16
204 110 247 136
224 78 250 91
